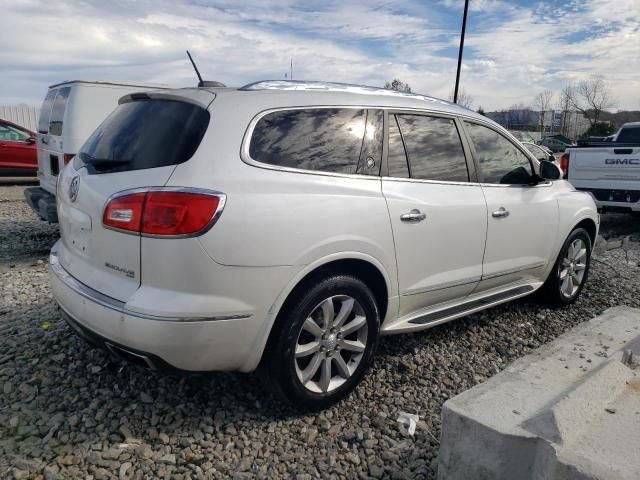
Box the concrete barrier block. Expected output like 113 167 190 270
438 306 640 480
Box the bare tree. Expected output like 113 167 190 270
568 78 615 126
534 89 554 134
384 79 412 93
557 84 574 136
448 87 473 109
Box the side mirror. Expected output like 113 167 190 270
539 160 562 180
25 136 36 144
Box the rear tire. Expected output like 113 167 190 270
263 275 380 411
540 228 592 305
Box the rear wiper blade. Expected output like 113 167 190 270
78 152 130 165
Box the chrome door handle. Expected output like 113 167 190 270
492 207 510 218
400 209 426 223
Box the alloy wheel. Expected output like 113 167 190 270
559 238 587 298
294 295 368 394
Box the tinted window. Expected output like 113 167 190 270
249 108 367 174
48 87 71 136
37 89 57 134
617 127 640 143
79 100 210 174
465 122 533 185
387 115 409 178
396 115 469 182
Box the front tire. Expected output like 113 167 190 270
541 228 592 305
263 275 380 410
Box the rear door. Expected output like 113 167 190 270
56 97 211 301
462 121 558 291
382 112 487 317
37 86 71 193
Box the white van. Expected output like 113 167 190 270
25 80 168 222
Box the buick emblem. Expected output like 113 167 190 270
69 176 80 202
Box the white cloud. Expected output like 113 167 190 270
0 0 638 111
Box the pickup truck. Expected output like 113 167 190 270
562 122 640 215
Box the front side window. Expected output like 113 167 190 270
249 108 373 175
395 114 469 182
464 122 533 185
526 144 548 162
48 87 71 136
0 124 29 141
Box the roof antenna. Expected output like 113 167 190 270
186 50 204 87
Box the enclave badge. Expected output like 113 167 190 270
69 176 80 202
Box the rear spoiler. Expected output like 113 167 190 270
119 89 216 109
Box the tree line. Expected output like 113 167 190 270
383 78 635 138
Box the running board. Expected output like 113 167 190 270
408 285 535 325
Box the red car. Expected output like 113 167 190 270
0 119 37 175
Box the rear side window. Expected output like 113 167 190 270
48 87 71 136
79 99 210 174
617 127 640 143
464 122 533 185
396 114 469 182
249 108 377 175
37 89 57 134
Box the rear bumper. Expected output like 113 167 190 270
24 187 58 222
49 246 269 372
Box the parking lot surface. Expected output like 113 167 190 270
1 184 639 479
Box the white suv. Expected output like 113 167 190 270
50 81 598 409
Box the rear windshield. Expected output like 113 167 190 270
78 99 210 174
48 87 71 136
37 89 57 134
617 127 640 143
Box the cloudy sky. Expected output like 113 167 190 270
1 0 638 110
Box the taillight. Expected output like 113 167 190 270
103 193 145 233
63 154 75 165
103 189 224 237
559 153 569 179
142 192 221 235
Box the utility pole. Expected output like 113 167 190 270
290 57 293 81
453 0 469 104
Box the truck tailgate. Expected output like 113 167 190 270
569 147 640 185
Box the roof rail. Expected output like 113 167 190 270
239 80 453 106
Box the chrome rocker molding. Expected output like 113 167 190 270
49 249 251 322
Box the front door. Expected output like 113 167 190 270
462 121 559 291
382 113 487 318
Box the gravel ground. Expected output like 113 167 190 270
1 184 639 480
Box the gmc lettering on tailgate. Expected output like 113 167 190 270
605 158 640 165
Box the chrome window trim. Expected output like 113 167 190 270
381 176 482 187
50 249 250 322
101 186 227 239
